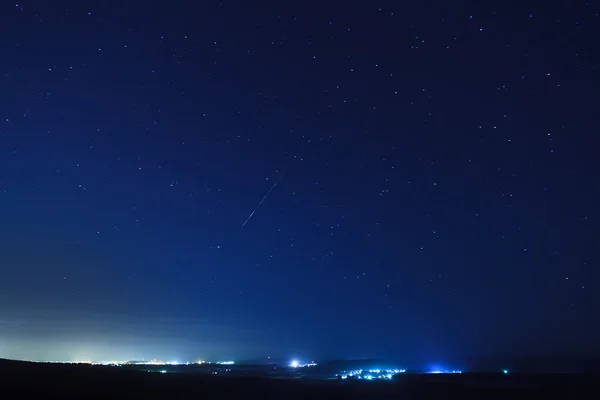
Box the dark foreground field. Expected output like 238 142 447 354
1 359 599 399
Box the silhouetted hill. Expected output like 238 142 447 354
1 358 599 399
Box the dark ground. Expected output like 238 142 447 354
1 359 599 399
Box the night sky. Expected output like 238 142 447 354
1 1 599 365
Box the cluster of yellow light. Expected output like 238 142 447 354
35 358 226 366
135 359 167 365
91 361 125 366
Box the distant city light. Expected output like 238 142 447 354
429 369 462 374
290 360 317 368
216 361 234 365
502 369 509 374
337 368 404 380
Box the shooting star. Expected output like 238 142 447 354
241 174 284 229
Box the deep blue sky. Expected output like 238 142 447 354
1 0 599 364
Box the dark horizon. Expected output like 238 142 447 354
5 355 600 375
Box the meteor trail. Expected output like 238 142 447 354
241 174 284 229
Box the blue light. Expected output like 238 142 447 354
502 369 509 374
428 369 462 374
